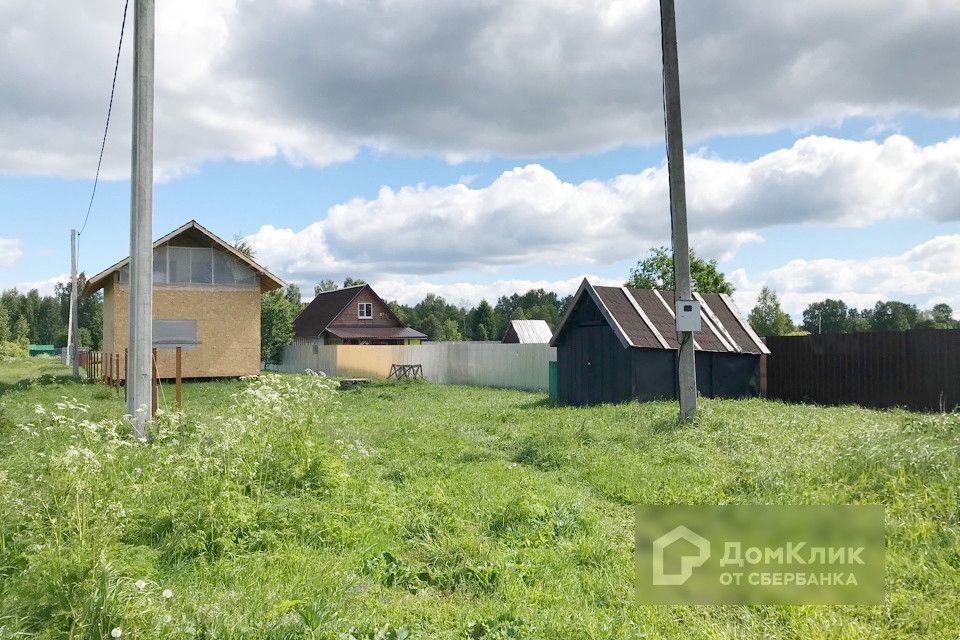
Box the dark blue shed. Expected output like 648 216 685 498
550 279 769 406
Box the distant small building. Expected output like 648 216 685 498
84 220 285 378
550 279 769 406
502 319 553 344
293 284 426 345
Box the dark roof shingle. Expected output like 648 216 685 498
293 286 368 337
579 283 767 354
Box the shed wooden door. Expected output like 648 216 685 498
571 323 631 405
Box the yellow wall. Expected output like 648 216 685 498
103 279 261 378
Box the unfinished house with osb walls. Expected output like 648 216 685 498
83 220 285 379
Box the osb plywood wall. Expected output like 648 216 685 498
104 280 261 378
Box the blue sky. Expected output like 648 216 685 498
1 1 959 320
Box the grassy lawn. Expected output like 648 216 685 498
0 359 957 638
0 355 71 390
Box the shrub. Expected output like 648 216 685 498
0 340 27 359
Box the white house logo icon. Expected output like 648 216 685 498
652 525 711 585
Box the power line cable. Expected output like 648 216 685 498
78 0 130 240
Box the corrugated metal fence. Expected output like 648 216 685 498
765 330 960 411
268 340 556 392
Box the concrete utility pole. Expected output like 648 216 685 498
69 229 79 378
127 0 155 439
659 0 697 421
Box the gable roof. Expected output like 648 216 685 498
82 219 285 295
502 319 553 343
550 279 769 354
292 284 426 339
293 285 370 337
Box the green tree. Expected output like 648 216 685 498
846 308 871 333
342 277 366 288
916 303 957 329
801 299 852 334
626 246 734 294
260 289 295 365
442 318 464 341
747 287 794 337
0 301 9 342
468 300 498 341
869 301 920 332
285 284 304 310
931 303 956 327
14 315 30 350
407 294 466 341
493 289 565 337
314 279 338 296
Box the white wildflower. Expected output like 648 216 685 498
111 628 122 638
135 579 146 591
162 588 173 599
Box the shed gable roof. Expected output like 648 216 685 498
82 220 286 295
551 279 769 354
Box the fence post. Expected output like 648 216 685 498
151 348 158 417
175 346 182 410
115 353 121 395
124 349 129 402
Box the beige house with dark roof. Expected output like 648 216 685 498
83 220 285 379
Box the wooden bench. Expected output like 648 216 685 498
387 364 424 380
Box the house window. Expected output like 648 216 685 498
358 302 373 319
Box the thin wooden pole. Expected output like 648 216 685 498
175 346 182 410
70 229 79 378
151 347 158 417
115 353 121 395
124 349 129 401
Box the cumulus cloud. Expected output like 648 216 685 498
365 275 624 308
2 0 959 177
248 135 960 283
0 238 23 267
735 235 960 318
12 273 70 297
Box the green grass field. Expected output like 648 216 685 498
0 358 957 638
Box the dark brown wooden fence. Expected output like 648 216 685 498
765 330 960 411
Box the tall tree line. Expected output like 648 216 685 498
748 286 958 336
0 275 103 349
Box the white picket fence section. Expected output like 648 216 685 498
267 341 556 392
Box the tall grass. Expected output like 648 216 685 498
0 368 957 638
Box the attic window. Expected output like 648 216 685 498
358 302 373 319
118 246 257 286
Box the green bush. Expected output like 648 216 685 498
0 340 27 359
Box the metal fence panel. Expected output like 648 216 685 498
268 341 556 391
765 330 960 412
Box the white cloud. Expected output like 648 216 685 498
2 0 959 177
370 275 624 308
736 235 960 318
12 273 70 297
0 238 23 267
248 135 960 283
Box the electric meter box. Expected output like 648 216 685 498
675 299 701 332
